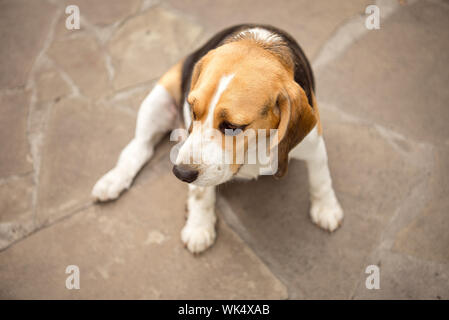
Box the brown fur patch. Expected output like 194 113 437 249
224 31 295 73
158 61 183 106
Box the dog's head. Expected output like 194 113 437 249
173 40 317 186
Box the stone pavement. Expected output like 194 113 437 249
0 0 448 299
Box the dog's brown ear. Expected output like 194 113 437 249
273 81 317 178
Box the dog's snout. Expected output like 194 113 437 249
172 165 199 183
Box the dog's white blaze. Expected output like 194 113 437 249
183 99 192 129
175 74 235 186
205 73 235 127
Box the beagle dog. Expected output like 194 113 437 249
92 24 344 253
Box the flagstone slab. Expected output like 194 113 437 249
108 6 202 90
315 0 449 144
47 34 110 99
35 97 135 226
0 174 34 249
0 0 57 89
352 250 449 299
0 91 33 178
0 153 287 299
69 0 141 27
392 146 449 264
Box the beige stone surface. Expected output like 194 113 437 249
47 35 110 99
394 198 449 264
353 250 449 300
0 0 448 300
0 175 33 222
0 174 34 249
393 147 449 263
315 0 449 144
105 80 156 113
0 0 57 89
35 69 72 103
0 91 33 178
0 155 287 299
109 6 202 90
165 0 371 59
69 0 142 26
35 97 135 226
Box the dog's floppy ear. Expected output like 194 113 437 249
273 81 317 178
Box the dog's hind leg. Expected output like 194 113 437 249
92 62 183 201
289 125 344 232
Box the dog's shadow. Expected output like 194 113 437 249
219 159 325 259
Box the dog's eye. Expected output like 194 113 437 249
219 121 246 136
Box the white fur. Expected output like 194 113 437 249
92 84 177 201
290 126 344 231
205 74 235 127
181 185 216 253
240 27 282 43
183 99 192 129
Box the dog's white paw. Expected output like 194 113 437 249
91 168 132 202
310 197 344 232
181 223 216 254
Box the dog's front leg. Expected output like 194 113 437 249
290 127 344 231
92 84 178 201
181 185 217 254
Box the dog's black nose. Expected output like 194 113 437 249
172 165 199 183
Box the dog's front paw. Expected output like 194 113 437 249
91 168 132 202
181 224 216 254
310 196 344 232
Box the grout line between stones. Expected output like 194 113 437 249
0 201 94 253
25 7 64 230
